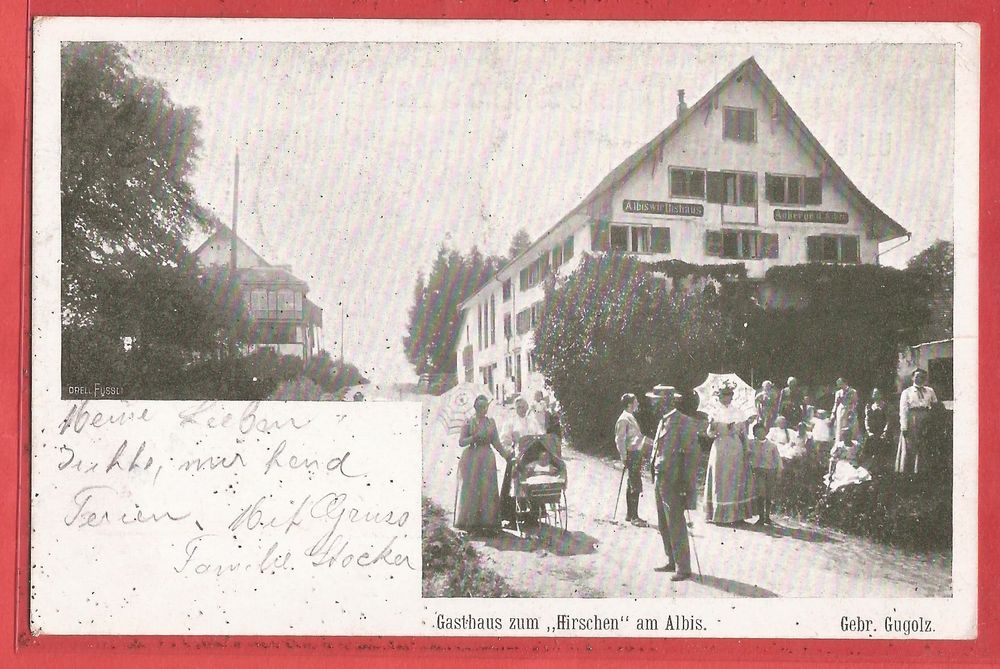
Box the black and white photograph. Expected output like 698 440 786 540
32 19 977 637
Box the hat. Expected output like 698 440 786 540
646 384 683 400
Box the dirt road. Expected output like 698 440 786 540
417 392 952 599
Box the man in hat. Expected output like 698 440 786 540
648 385 704 581
615 393 648 526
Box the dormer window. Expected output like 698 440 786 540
723 107 756 143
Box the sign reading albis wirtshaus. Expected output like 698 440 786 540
622 200 704 216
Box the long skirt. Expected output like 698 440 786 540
704 435 756 523
454 444 500 530
895 409 930 474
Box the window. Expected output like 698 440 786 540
806 234 861 264
489 294 496 346
766 174 823 205
503 313 512 339
928 357 953 402
563 235 574 261
502 279 512 302
519 255 551 291
515 308 531 335
551 244 563 268
723 172 757 206
706 230 779 259
670 167 706 199
723 107 756 142
477 303 483 350
608 224 671 254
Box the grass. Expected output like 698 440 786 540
421 498 523 598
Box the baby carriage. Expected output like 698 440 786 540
509 433 568 534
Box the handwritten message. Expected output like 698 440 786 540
31 400 422 635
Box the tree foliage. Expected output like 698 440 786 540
533 254 928 455
403 244 502 376
507 228 533 260
61 42 213 325
533 253 746 453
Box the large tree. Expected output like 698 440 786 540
403 244 502 377
60 43 253 395
905 239 954 341
61 42 213 326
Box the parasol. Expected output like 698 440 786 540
434 382 492 435
694 372 757 422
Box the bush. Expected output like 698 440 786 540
534 253 745 456
533 254 929 457
771 410 953 551
269 376 325 401
421 498 521 598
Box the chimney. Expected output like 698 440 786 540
676 89 687 119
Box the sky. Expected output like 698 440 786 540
126 41 956 383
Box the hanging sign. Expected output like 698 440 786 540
622 200 704 216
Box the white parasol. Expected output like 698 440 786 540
434 382 492 436
694 372 757 422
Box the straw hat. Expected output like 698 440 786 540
646 384 683 400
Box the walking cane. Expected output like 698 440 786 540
612 465 627 521
685 509 703 582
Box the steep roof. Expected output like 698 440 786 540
194 225 312 292
491 57 908 290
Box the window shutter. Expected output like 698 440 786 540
706 171 726 204
804 177 823 205
705 230 722 257
651 227 670 253
842 235 860 263
563 235 574 260
740 173 757 204
763 233 780 259
591 221 610 252
765 174 781 203
806 236 821 262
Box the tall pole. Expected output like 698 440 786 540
340 303 345 362
230 151 239 273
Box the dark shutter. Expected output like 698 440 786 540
705 230 722 257
763 233 780 259
651 227 670 253
804 176 823 205
591 221 610 252
842 235 860 263
765 174 782 203
806 236 821 262
563 235 574 260
740 173 757 204
706 171 726 204
669 168 682 197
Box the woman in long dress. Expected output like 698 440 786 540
454 395 509 534
896 369 939 474
703 384 756 524
832 377 861 442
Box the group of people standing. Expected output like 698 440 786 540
616 368 943 580
754 370 940 476
452 392 559 535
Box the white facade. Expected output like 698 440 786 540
456 58 908 401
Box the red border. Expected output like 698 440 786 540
4 1 996 666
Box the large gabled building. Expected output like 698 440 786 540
194 225 323 359
455 57 909 401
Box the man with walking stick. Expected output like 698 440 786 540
615 393 648 526
648 386 704 582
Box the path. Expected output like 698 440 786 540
406 389 952 598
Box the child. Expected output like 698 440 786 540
749 421 781 525
826 428 870 492
526 448 559 478
810 409 833 455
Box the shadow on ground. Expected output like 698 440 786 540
484 525 600 557
741 520 838 544
694 574 780 597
